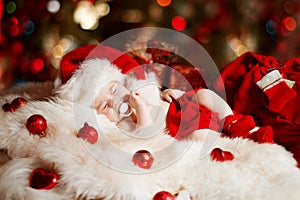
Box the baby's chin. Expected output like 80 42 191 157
96 114 119 129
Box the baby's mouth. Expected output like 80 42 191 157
118 102 132 117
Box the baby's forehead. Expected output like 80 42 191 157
97 81 118 94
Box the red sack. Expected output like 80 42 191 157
214 52 300 165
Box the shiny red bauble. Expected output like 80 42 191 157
2 103 13 112
132 150 154 169
210 147 234 162
153 191 175 200
26 114 47 137
77 122 98 144
11 97 27 110
2 97 27 112
29 168 59 190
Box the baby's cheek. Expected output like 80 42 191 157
96 108 115 122
105 109 116 122
129 96 137 105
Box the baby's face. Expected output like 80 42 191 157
93 81 130 123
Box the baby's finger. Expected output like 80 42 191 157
164 94 173 103
129 91 142 106
130 91 139 99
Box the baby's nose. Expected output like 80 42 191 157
123 93 130 102
107 99 115 108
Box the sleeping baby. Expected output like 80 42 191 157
87 58 274 143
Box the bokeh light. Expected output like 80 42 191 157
149 4 163 21
196 27 211 43
81 14 99 30
236 45 248 56
23 20 34 35
8 17 19 36
31 58 44 74
156 0 172 7
172 16 186 31
52 45 64 59
227 37 249 56
2 0 300 90
73 1 110 30
95 2 110 17
284 0 296 14
122 9 144 23
47 0 61 14
266 20 278 35
10 16 18 24
11 41 23 55
283 16 296 31
6 1 16 14
9 25 19 36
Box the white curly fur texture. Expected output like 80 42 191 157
0 60 300 200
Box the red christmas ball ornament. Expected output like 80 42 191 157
153 191 175 200
78 122 98 144
26 114 47 137
2 103 13 112
11 97 27 110
223 150 234 161
29 168 59 190
210 148 234 162
2 97 27 112
132 150 154 169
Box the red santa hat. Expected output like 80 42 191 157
60 44 146 84
56 44 149 106
56 44 164 111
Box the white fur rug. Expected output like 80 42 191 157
0 82 300 200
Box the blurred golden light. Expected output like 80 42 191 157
59 37 73 51
122 9 144 23
80 13 99 30
73 1 91 23
227 37 240 51
236 45 248 56
73 1 110 30
51 58 61 69
52 45 64 59
227 37 248 56
149 4 163 21
95 2 110 17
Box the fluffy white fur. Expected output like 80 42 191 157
54 58 124 107
0 59 300 200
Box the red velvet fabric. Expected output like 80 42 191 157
166 89 220 140
60 44 146 83
214 52 300 164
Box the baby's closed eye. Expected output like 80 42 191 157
109 81 118 95
95 101 108 113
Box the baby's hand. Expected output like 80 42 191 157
161 89 185 103
129 92 147 110
129 92 152 128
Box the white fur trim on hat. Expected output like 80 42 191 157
55 58 123 107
